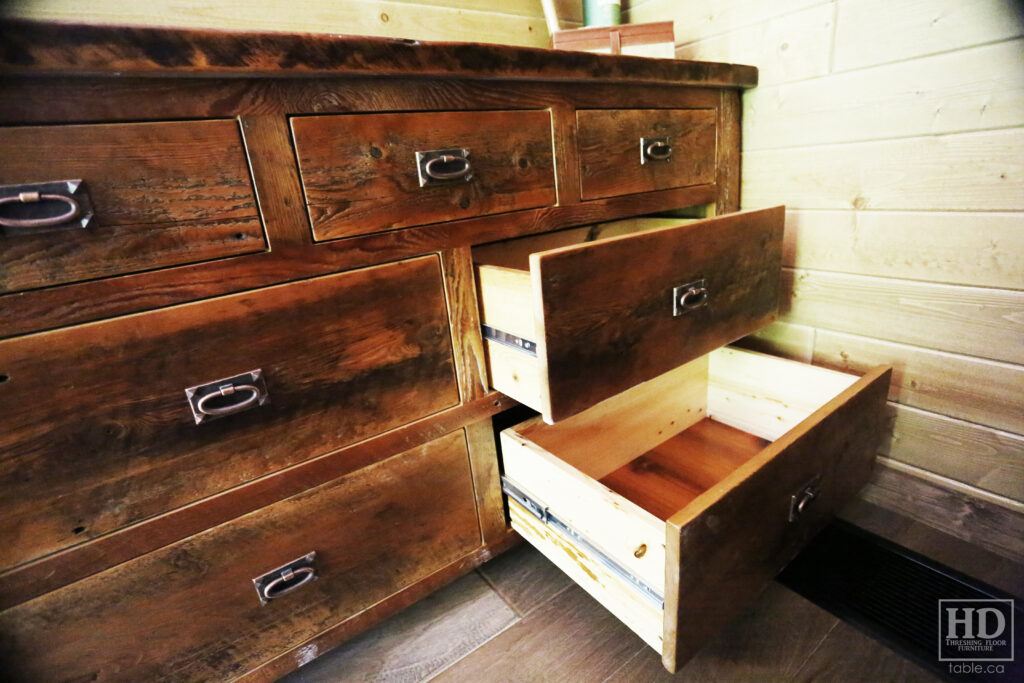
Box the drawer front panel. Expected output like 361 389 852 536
291 110 557 241
664 366 892 670
538 206 783 422
577 109 716 201
0 430 481 682
0 256 459 572
0 120 264 293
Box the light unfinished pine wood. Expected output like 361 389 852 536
863 458 1024 563
781 268 1024 365
481 342 546 410
675 3 834 87
742 128 1024 211
882 403 1024 502
475 264 536 341
781 210 1024 290
500 431 667 594
744 39 1024 150
812 329 1024 435
708 347 858 441
3 0 566 47
627 0 826 45
507 501 664 651
833 0 1024 71
735 321 816 363
517 354 710 480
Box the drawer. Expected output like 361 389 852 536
0 119 264 294
291 110 557 241
474 206 784 423
501 348 892 672
0 256 459 572
0 429 481 682
577 109 717 201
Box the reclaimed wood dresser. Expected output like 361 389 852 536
0 21 891 680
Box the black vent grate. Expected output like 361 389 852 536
778 520 1022 682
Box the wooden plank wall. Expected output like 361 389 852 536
627 0 1024 562
1 0 581 46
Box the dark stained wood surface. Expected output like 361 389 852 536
0 430 482 682
662 365 892 671
0 184 718 340
0 119 263 292
600 419 769 520
292 110 556 240
0 20 759 87
440 246 489 402
0 256 458 573
577 109 717 200
537 206 785 422
715 90 742 215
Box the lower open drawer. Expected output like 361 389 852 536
500 348 891 672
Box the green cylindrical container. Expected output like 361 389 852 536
583 0 621 27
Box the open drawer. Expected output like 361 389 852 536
500 348 892 672
474 207 784 423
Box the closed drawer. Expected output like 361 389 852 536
0 119 264 294
501 348 892 672
0 256 458 573
577 109 716 201
291 110 557 241
0 429 480 682
474 206 784 423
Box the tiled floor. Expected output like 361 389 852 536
283 502 1023 682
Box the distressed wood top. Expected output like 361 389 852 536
0 20 758 87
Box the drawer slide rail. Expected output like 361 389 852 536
501 476 663 608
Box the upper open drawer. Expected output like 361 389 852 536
474 206 785 423
577 109 717 201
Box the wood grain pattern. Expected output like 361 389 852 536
537 206 783 421
600 419 768 520
0 391 513 611
0 256 458 572
577 109 717 200
781 210 1024 290
440 247 489 401
0 430 482 683
0 183 719 340
715 89 741 214
863 458 1024 563
464 419 509 546
781 267 1024 365
663 364 891 671
0 119 263 292
812 328 1024 435
0 19 759 86
291 110 557 240
882 403 1024 502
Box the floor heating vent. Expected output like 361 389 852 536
778 520 1022 682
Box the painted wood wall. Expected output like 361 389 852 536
628 0 1024 562
2 0 579 46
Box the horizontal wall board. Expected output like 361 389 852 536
744 39 1024 149
742 128 1024 211
675 3 834 86
812 329 1024 435
3 0 561 47
628 0 830 45
782 210 1024 290
863 458 1024 563
734 321 816 363
882 403 1024 502
834 0 1024 71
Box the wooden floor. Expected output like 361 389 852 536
282 501 1023 682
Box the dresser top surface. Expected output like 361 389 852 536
0 20 757 88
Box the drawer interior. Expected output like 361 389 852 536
502 347 877 659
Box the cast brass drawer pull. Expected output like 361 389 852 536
416 148 473 185
252 552 318 605
185 369 269 424
0 179 93 232
672 280 709 317
641 137 672 164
